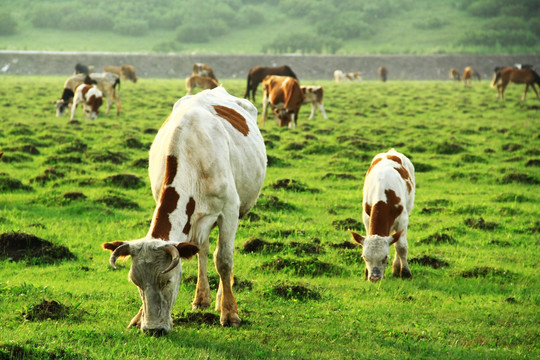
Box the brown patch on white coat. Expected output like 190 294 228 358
349 149 415 282
185 75 219 95
102 87 266 334
261 75 304 128
301 85 328 120
69 84 103 121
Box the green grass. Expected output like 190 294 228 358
0 76 539 359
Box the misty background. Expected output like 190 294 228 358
1 0 539 55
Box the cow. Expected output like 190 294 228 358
334 70 362 83
192 63 218 82
491 67 540 101
378 66 388 82
185 75 219 95
104 64 138 83
74 63 94 75
261 75 304 128
463 66 480 87
102 86 267 335
301 85 327 121
55 73 121 117
69 84 103 121
449 68 461 81
244 65 298 101
349 149 415 282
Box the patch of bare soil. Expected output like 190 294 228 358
418 232 457 245
242 238 283 253
104 174 143 189
23 300 69 321
269 282 321 301
409 255 449 269
0 232 75 264
332 218 362 230
464 217 498 231
173 311 221 326
0 174 33 191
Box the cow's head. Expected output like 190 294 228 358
55 99 68 117
349 230 403 281
273 108 296 128
103 239 199 336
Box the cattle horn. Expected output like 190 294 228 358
109 243 131 269
162 244 180 274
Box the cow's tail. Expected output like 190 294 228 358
532 69 540 86
244 74 251 99
490 71 501 88
114 77 121 96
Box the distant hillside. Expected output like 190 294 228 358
0 0 539 54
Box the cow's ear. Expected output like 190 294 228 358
349 230 365 246
389 230 404 245
176 242 199 259
102 241 126 252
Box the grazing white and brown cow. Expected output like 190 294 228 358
349 149 415 282
334 70 362 83
261 75 304 128
102 87 267 335
69 84 103 121
185 75 219 94
56 73 121 117
192 63 218 82
104 64 138 83
463 66 480 87
301 85 327 120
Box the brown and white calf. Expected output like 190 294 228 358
334 70 362 83
70 84 103 121
185 75 219 94
301 85 328 120
349 149 415 281
192 63 218 82
103 87 267 335
56 73 121 117
261 75 304 128
104 64 138 83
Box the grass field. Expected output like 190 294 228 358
0 76 539 359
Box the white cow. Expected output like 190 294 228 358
349 149 415 281
334 70 362 83
103 87 267 335
69 84 103 121
301 85 328 120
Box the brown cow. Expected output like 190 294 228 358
449 68 461 81
261 75 304 128
185 75 219 95
463 66 480 87
104 65 138 83
378 66 388 82
244 65 298 101
192 63 218 82
491 67 540 101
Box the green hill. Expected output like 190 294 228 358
0 0 539 54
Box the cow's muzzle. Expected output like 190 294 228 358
143 327 169 337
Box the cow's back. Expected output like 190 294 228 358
150 87 266 216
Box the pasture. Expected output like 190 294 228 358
0 76 538 359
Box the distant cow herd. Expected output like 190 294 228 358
36 58 539 336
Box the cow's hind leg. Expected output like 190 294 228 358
522 84 529 101
530 83 540 99
393 234 411 278
214 212 241 327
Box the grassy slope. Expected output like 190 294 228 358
0 76 539 359
1 1 538 54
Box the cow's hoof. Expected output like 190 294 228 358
401 268 412 278
192 301 211 310
220 313 241 327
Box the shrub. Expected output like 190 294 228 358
234 6 265 28
263 32 343 54
0 12 17 35
485 17 528 32
530 18 540 37
113 19 149 37
466 0 501 17
176 23 210 43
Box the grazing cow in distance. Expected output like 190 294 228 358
192 63 218 82
463 66 480 87
185 75 219 94
75 63 94 75
244 65 298 101
491 67 540 101
102 87 267 334
70 84 103 121
261 75 304 128
349 149 415 282
334 70 362 83
301 85 327 120
378 66 388 82
55 73 121 117
449 68 461 81
104 64 138 83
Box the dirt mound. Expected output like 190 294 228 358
418 232 457 245
268 282 321 301
332 218 362 230
242 238 283 253
409 255 449 269
173 311 220 326
23 300 69 321
0 232 75 264
464 217 498 231
104 174 143 189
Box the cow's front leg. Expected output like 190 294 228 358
214 215 240 327
308 104 316 121
393 234 411 278
192 240 211 310
128 306 143 329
